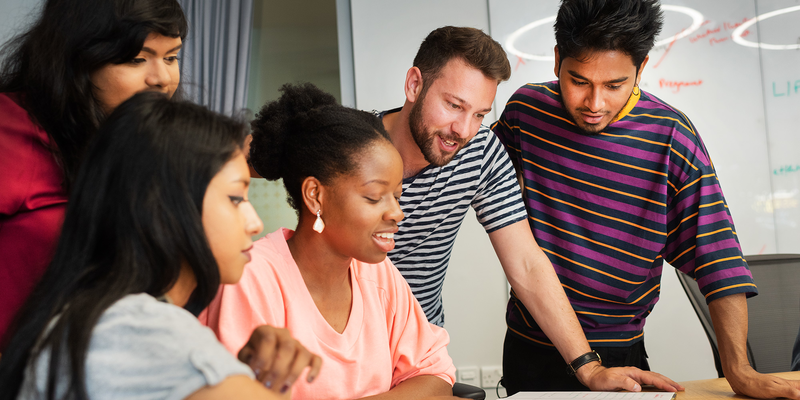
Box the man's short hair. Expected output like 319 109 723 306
413 26 511 89
555 0 663 68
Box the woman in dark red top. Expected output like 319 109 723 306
0 0 187 348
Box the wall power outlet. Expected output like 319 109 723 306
457 366 480 387
481 365 502 389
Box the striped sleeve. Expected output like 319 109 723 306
471 127 527 233
665 165 757 303
662 113 757 303
491 111 521 156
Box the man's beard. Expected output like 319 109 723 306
408 90 467 167
571 114 606 136
562 104 611 136
558 86 631 136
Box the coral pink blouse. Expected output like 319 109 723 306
201 228 455 399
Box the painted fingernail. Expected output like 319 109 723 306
264 380 272 388
280 384 289 394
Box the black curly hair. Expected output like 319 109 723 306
555 0 663 69
249 83 391 213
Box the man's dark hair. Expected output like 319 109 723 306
249 83 391 214
413 26 511 91
0 92 247 400
0 0 188 192
555 0 663 69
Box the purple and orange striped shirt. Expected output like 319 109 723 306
492 81 757 347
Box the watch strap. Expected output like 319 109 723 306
567 350 601 375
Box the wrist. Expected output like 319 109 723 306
574 360 603 386
568 350 603 387
567 350 602 376
723 361 755 380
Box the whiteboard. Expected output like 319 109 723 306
488 0 800 256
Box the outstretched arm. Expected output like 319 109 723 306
710 293 800 399
488 221 683 392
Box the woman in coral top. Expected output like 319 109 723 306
0 0 186 348
202 83 457 400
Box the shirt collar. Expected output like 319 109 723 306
610 87 641 124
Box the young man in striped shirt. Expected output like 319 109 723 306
377 25 681 393
493 0 800 398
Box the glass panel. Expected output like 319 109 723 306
247 0 341 237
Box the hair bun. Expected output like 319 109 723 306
249 83 337 180
280 82 338 119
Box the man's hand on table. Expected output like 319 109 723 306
727 365 800 399
577 362 685 393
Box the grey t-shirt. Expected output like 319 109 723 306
18 293 254 400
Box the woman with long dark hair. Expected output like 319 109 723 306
202 83 458 399
0 0 186 346
0 92 321 399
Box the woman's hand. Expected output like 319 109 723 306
238 325 323 394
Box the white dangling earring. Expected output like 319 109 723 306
313 210 325 233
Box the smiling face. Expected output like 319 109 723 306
320 140 404 264
202 152 264 284
555 48 647 135
91 33 182 114
409 58 497 166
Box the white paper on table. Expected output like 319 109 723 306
506 392 676 399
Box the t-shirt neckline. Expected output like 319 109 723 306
272 228 364 347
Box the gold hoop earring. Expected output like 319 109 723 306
313 210 325 233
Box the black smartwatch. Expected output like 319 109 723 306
566 350 601 375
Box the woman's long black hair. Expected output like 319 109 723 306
0 0 187 192
0 92 248 400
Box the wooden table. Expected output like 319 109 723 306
646 371 800 399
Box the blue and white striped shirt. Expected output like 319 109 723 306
377 108 527 326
